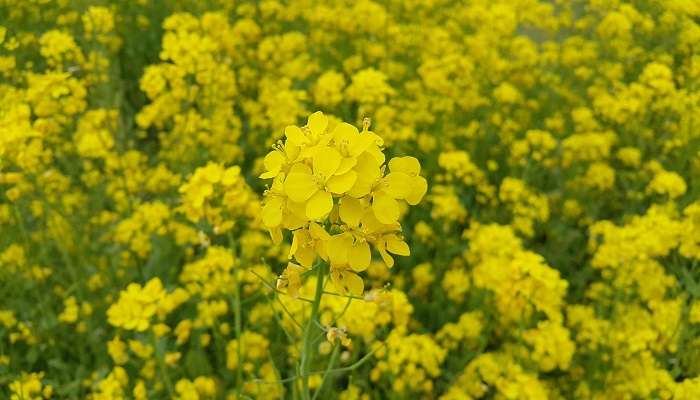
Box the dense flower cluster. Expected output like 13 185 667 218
2 0 700 399
260 111 426 296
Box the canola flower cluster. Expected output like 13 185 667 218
2 0 700 399
261 111 425 297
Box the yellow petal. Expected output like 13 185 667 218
388 156 421 176
202 163 223 183
308 222 331 241
379 247 394 268
284 172 318 202
270 173 285 192
299 144 321 160
348 153 381 198
367 145 385 166
372 192 399 225
285 125 307 146
307 111 328 136
289 162 312 174
269 228 282 244
406 176 428 205
331 268 364 296
331 122 359 143
339 197 363 227
260 151 285 178
285 199 306 222
316 238 329 262
348 241 371 272
284 142 301 162
222 167 241 186
326 171 357 194
262 197 284 227
289 230 301 259
326 233 352 265
295 246 316 268
260 171 278 180
336 157 357 175
386 236 410 256
373 240 394 267
284 262 305 298
383 172 413 199
306 190 333 220
348 134 376 157
283 212 306 231
313 147 342 180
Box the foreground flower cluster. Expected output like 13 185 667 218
2 0 700 399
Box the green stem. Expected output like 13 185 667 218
312 344 340 400
227 233 244 392
300 264 325 400
249 342 386 385
233 268 243 390
152 331 175 398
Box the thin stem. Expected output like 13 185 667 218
312 344 340 400
227 233 244 391
151 331 175 398
275 295 304 331
248 341 386 385
299 264 325 400
322 291 365 301
330 298 353 327
233 269 243 390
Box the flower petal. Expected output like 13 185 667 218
308 222 331 241
295 246 316 268
386 236 410 256
313 146 342 180
306 190 333 220
285 125 307 146
349 133 376 157
336 157 357 175
383 172 413 199
388 156 421 175
331 268 364 296
284 172 318 202
289 230 301 259
262 197 284 227
348 153 381 198
339 197 363 227
377 242 394 268
326 170 357 194
406 176 428 205
372 192 399 225
307 111 328 136
265 151 285 171
331 122 358 143
326 233 352 266
348 241 371 272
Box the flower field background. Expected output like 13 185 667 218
2 0 700 399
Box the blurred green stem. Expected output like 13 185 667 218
227 232 244 391
152 331 174 398
300 263 325 400
312 344 340 400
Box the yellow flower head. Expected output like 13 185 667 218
260 111 426 296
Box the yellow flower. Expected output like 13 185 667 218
107 336 129 365
260 110 426 298
277 262 306 298
371 156 427 224
330 264 364 296
284 146 357 220
326 232 372 272
288 223 330 267
326 326 352 347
